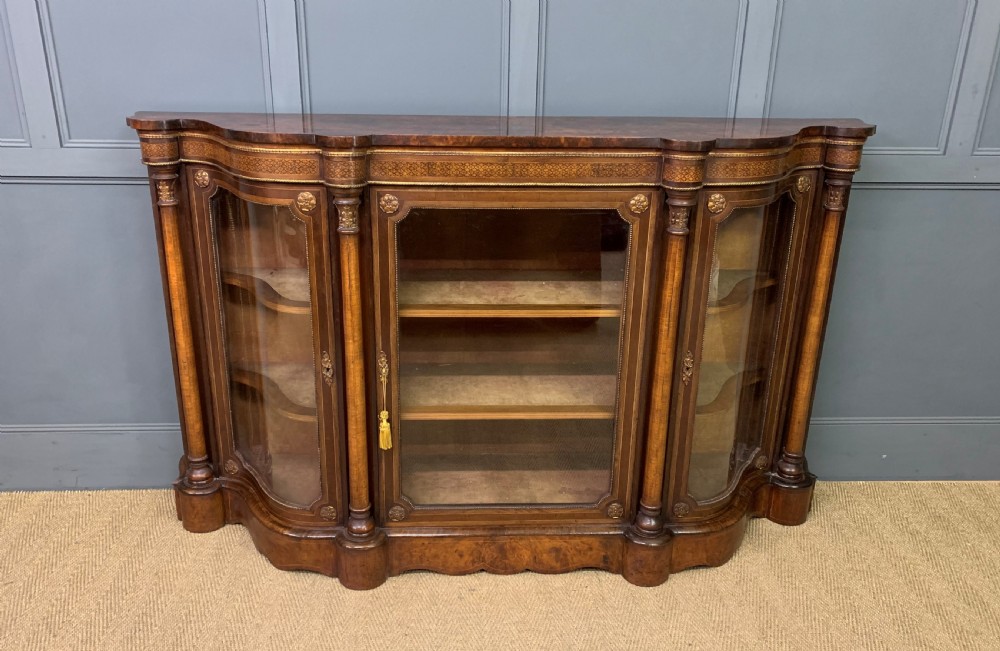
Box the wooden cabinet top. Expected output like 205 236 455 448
127 112 874 150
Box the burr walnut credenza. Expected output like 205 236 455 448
127 113 874 589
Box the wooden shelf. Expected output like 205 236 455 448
695 363 762 412
399 318 621 369
401 404 614 421
708 270 776 314
403 469 610 505
402 438 611 460
398 269 624 318
399 372 617 421
231 363 316 415
222 268 311 315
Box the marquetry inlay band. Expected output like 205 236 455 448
140 138 179 162
368 158 660 185
152 133 846 189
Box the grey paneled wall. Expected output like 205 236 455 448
302 0 508 115
0 1 25 143
39 0 273 144
976 41 1000 151
767 0 972 152
814 189 1000 419
540 0 741 117
1 0 998 489
0 183 177 424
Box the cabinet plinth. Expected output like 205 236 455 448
129 113 874 589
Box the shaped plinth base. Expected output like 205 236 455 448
622 527 673 587
767 474 816 526
336 532 389 590
173 479 225 533
174 474 817 588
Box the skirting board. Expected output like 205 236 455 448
0 424 182 490
0 418 997 490
808 417 1000 480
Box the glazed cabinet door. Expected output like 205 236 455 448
188 171 345 522
372 189 657 524
668 174 818 514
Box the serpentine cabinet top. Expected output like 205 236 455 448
127 113 875 188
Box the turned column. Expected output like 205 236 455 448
334 192 376 538
632 190 696 537
152 168 212 486
143 149 223 532
776 168 856 485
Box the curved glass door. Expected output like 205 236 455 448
687 193 796 502
393 208 630 506
210 190 322 507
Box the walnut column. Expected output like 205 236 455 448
767 164 855 526
333 192 388 589
623 190 695 586
776 173 852 485
152 164 223 532
333 193 377 538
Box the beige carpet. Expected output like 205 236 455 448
1 482 998 650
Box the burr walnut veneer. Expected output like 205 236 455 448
127 113 874 589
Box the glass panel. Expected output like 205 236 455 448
211 190 322 507
395 208 628 506
689 197 793 501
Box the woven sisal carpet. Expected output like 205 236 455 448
1 482 998 650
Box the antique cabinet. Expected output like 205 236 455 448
127 113 874 589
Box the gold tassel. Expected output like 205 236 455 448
377 352 392 450
378 410 392 450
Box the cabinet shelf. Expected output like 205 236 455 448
222 268 311 315
696 366 763 415
402 469 610 505
403 438 611 461
399 372 617 422
400 319 619 370
231 363 316 416
398 269 624 319
400 404 614 421
708 270 776 314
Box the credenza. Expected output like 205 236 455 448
127 113 874 589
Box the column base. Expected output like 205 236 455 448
622 526 672 587
767 474 816 526
173 479 225 533
336 531 389 590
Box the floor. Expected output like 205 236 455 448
1 482 998 650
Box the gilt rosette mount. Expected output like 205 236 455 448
128 112 873 590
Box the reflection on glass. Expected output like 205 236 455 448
689 198 792 501
395 209 629 505
212 191 322 506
